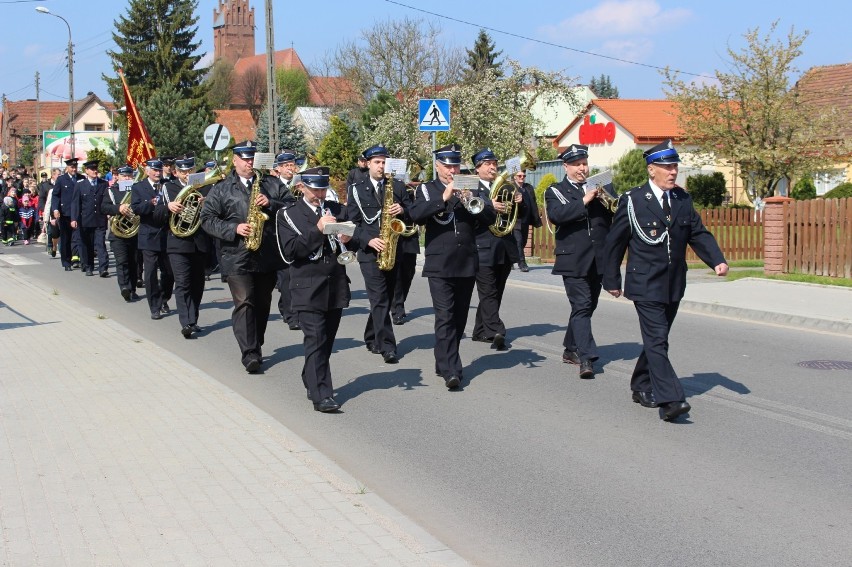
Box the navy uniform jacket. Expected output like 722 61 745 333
276 199 354 311
69 177 108 229
131 178 168 252
546 177 613 277
603 183 726 302
200 171 284 275
152 179 211 255
346 176 411 263
398 186 420 255
50 172 84 217
409 178 496 278
474 180 522 267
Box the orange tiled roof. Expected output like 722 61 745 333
554 99 684 149
3 94 115 135
233 48 307 77
214 109 255 142
795 63 852 140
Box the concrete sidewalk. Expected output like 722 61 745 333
0 267 467 567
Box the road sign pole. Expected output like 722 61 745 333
432 132 436 180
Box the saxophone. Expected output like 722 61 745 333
376 174 406 271
110 191 140 238
244 170 269 252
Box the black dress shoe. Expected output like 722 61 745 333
244 358 261 374
471 335 493 343
64 266 72 271
382 351 398 364
392 315 406 325
150 312 163 320
50 249 56 257
121 288 131 302
492 333 507 351
445 375 460 389
85 270 94 276
660 401 691 421
160 302 170 314
562 349 580 364
181 325 193 339
365 343 381 354
100 271 109 278
632 391 659 408
579 360 594 378
313 397 341 413
136 279 145 288
288 322 301 331
131 292 141 300
519 262 529 272
190 324 202 333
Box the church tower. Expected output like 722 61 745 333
213 0 255 66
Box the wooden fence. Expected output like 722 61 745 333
528 207 764 263
783 197 852 278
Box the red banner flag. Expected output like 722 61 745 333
119 69 156 168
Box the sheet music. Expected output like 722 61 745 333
504 156 522 174
252 152 276 171
117 180 133 192
385 158 408 181
322 221 356 236
187 172 206 186
451 175 481 192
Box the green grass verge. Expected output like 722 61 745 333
724 269 852 288
687 259 764 269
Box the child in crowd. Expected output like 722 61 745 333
18 194 38 245
1 189 18 245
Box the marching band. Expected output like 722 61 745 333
45 138 726 420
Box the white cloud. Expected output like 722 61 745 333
541 0 692 41
24 44 42 58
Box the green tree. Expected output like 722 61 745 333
276 68 311 110
139 84 213 160
664 21 847 199
205 60 234 110
316 116 359 186
18 136 38 168
104 0 208 109
359 90 398 133
686 171 727 207
790 175 817 200
535 173 558 207
612 149 647 194
256 98 308 155
589 74 620 98
536 144 558 162
463 29 504 83
85 147 113 176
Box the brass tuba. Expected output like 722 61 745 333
488 149 537 237
170 159 231 237
109 190 140 238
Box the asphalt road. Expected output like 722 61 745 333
6 243 852 567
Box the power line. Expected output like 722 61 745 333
383 0 715 80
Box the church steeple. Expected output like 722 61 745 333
213 0 255 66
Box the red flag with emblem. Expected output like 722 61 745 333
119 69 156 168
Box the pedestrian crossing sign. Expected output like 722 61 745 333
419 99 451 132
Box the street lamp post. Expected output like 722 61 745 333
36 6 75 160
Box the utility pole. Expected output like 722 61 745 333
264 0 278 152
35 72 41 169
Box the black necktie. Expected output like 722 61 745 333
315 205 322 217
662 192 671 219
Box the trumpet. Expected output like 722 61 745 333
448 174 485 214
593 184 619 213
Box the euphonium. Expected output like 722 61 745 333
488 149 538 237
377 173 406 271
244 170 269 252
170 161 230 237
110 191 140 238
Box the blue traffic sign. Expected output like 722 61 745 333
419 99 451 132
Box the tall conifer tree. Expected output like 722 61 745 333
463 29 504 83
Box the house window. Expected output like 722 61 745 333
814 169 846 196
85 124 104 132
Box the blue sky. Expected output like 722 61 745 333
1 0 849 105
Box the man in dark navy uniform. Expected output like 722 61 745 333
132 158 174 320
347 145 411 364
545 144 613 378
101 165 139 301
409 144 496 389
156 156 210 339
69 160 109 277
271 150 300 331
604 140 728 421
200 140 285 373
276 167 356 412
50 158 84 271
470 148 523 351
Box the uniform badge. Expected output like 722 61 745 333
650 229 657 237
645 193 652 200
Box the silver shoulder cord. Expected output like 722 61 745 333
275 207 336 264
352 183 381 225
421 183 454 226
626 193 671 259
